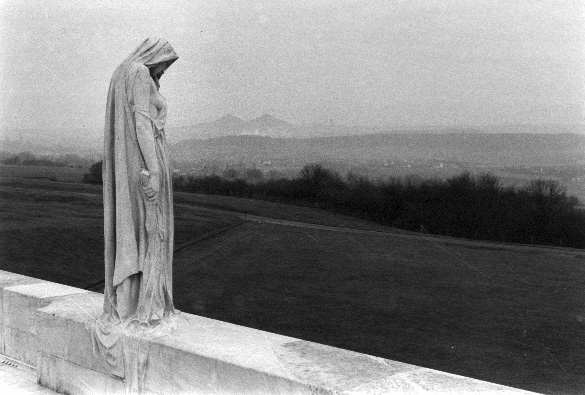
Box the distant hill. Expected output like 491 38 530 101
171 133 585 167
166 114 478 141
168 113 296 140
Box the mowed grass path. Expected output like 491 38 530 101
1 175 584 394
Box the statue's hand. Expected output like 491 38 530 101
141 171 160 200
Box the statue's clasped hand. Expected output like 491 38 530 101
140 169 160 201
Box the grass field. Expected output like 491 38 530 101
1 167 584 394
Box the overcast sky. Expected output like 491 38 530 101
1 0 583 130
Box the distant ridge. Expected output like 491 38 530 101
167 115 584 142
1 120 582 157
171 132 585 168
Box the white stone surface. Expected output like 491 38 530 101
1 277 88 366
38 353 124 395
0 354 56 394
6 282 87 300
0 271 42 288
0 270 43 354
36 292 116 377
3 327 38 367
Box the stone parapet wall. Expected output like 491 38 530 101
0 270 536 394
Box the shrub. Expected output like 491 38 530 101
83 161 103 184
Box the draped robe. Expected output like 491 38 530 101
102 37 178 322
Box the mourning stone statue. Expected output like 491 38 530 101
102 37 178 325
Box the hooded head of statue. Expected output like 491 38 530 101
124 37 179 87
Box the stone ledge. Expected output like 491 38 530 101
0 271 44 356
0 270 537 394
38 353 125 395
0 271 87 366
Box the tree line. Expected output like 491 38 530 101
85 162 585 248
1 151 91 168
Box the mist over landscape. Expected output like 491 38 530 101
2 117 584 204
1 1 585 393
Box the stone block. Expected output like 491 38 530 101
0 270 43 354
3 326 39 367
35 292 115 377
4 281 87 331
142 341 315 394
2 280 88 365
38 353 124 395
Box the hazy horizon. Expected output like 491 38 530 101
1 0 584 132
1 115 584 134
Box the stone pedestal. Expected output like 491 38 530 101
0 270 536 394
